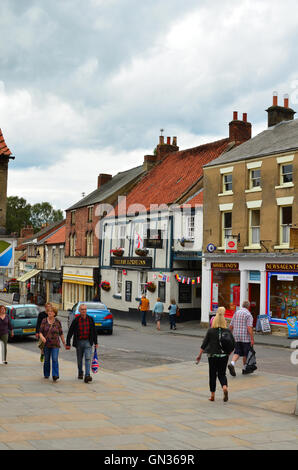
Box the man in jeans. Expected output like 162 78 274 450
66 304 98 383
228 300 254 377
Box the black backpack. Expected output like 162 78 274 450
218 328 235 354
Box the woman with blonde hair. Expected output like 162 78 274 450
196 307 234 402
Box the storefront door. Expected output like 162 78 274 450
249 283 260 327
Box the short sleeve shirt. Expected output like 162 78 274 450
230 308 253 343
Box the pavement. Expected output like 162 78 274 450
0 316 297 450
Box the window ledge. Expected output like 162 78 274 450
217 246 225 250
218 191 233 197
244 245 261 250
273 245 293 250
275 183 294 189
245 187 262 193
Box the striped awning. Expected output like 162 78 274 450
17 269 41 282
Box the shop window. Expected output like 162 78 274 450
280 206 292 244
280 164 293 185
269 274 298 319
249 209 260 245
249 169 261 189
158 281 166 303
212 270 240 313
222 212 232 245
223 173 232 192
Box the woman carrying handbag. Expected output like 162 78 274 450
39 306 66 382
196 307 234 402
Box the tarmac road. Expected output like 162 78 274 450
9 317 298 377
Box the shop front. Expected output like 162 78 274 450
210 262 240 319
62 266 96 310
40 270 62 309
266 263 298 327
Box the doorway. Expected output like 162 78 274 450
249 283 260 327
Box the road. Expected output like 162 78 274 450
9 318 298 377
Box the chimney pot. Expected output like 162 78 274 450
243 113 247 122
284 93 289 108
273 91 278 106
172 136 177 146
167 136 171 145
233 111 238 121
159 135 164 145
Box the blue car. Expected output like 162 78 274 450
6 304 39 338
68 301 113 334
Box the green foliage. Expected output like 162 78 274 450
6 196 64 235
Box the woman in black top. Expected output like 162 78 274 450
196 307 231 402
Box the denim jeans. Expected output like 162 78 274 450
169 314 176 329
141 310 147 326
44 347 59 378
76 340 92 377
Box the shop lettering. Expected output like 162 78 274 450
211 263 239 270
111 257 152 268
266 263 298 272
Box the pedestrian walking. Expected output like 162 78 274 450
228 300 254 377
0 304 13 364
196 307 232 402
153 298 164 331
66 304 98 383
39 306 66 382
168 299 178 330
36 302 53 362
138 294 150 326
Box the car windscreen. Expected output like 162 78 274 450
14 307 39 319
85 303 106 311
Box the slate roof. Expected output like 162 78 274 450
204 119 298 168
67 165 145 211
115 138 231 216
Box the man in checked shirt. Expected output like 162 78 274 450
228 300 254 377
66 304 98 383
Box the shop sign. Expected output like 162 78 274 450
277 274 294 281
211 262 239 271
266 263 298 272
225 238 237 253
111 256 152 269
256 315 271 333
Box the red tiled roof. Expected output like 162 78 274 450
116 138 229 215
183 191 204 207
0 129 12 156
45 225 66 245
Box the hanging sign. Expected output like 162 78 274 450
225 237 237 253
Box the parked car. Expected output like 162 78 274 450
6 304 39 339
67 301 113 334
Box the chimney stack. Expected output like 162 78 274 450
266 92 295 127
155 134 179 161
97 173 112 189
229 112 251 145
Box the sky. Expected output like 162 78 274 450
1 0 298 212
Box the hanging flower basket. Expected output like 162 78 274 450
135 248 149 257
145 281 156 293
110 248 124 257
99 281 111 292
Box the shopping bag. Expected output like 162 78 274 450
242 346 257 374
91 347 99 374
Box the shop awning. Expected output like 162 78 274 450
17 269 41 282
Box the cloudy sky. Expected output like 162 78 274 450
1 0 298 212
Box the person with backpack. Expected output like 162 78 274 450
196 307 235 402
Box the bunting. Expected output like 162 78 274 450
175 274 201 284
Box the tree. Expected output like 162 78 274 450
30 202 64 232
6 196 64 235
6 196 31 235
